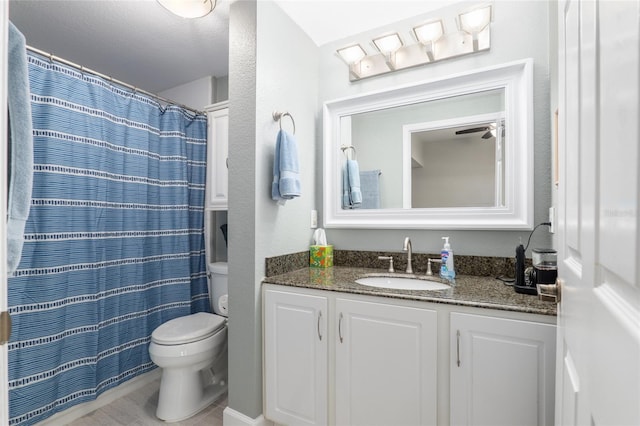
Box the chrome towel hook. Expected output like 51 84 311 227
273 111 296 134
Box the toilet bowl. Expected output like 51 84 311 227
149 262 229 422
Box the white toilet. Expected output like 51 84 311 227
149 262 229 422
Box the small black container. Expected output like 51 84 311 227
532 248 557 285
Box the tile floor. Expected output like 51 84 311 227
67 379 226 426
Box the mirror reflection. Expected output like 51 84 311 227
341 89 505 210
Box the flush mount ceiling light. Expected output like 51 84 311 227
336 3 492 82
157 0 216 18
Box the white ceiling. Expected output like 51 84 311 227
9 0 231 93
275 0 453 46
9 0 454 94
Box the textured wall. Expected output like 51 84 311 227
227 0 319 419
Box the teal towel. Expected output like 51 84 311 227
271 129 301 203
7 22 34 275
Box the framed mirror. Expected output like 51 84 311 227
323 59 533 229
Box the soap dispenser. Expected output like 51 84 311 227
440 237 456 282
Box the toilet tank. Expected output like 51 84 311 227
209 262 228 317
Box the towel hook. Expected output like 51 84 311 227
273 111 296 134
341 145 357 160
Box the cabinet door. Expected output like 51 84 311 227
450 312 556 426
206 107 228 210
335 298 437 426
264 289 328 426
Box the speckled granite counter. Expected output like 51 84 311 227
262 266 557 317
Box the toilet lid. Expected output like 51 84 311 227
151 312 226 345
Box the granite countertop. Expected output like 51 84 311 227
262 266 557 316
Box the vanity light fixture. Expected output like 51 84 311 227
458 5 492 51
336 4 492 82
412 20 444 62
372 33 403 70
157 0 216 19
336 44 368 79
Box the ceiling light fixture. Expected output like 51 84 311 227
413 20 444 61
336 4 492 82
336 44 368 79
458 5 492 51
372 33 403 70
157 0 216 19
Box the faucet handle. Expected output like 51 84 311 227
378 256 394 273
426 258 442 276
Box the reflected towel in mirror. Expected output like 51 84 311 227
342 159 361 208
359 170 381 209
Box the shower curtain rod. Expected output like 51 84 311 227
26 45 206 115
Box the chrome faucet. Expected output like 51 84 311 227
403 237 413 274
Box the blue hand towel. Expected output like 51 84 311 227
272 129 301 203
7 22 34 275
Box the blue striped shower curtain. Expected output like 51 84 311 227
7 53 210 425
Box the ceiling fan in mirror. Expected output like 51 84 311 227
455 123 497 139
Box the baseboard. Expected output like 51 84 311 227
37 368 162 425
223 407 273 426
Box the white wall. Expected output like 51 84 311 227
158 76 213 111
318 1 552 257
158 75 229 110
227 0 319 419
412 135 496 208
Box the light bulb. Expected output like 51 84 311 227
337 44 367 64
459 5 491 34
372 33 403 55
413 21 444 44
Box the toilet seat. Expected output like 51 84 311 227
152 312 226 345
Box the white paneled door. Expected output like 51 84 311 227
557 1 640 424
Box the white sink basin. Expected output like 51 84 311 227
355 276 451 291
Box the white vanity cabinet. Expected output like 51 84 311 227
263 288 328 426
204 102 229 210
449 313 556 426
263 284 556 426
335 298 437 426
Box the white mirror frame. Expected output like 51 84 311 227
322 59 534 230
